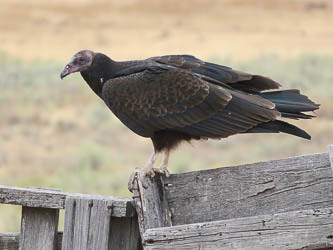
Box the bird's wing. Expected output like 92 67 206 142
102 66 279 138
151 55 281 93
102 66 231 137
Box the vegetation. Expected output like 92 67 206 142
0 53 332 232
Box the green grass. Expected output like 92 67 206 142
0 53 332 232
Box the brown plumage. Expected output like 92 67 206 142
60 50 320 188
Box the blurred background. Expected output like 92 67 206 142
0 0 332 232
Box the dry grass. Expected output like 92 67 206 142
1 0 333 61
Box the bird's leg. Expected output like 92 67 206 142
128 151 158 191
154 149 170 177
141 151 158 178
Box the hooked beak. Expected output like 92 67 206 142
60 58 79 79
60 66 71 79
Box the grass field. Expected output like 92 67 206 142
0 0 332 232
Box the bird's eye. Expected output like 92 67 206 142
79 57 85 62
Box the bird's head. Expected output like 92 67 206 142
60 50 96 79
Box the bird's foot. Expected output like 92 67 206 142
141 167 156 178
153 166 170 177
128 168 140 192
128 166 159 192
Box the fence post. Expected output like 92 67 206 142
19 207 59 250
132 171 172 236
62 196 112 250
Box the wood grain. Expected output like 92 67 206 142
328 144 333 172
163 152 333 225
0 233 63 250
61 196 112 250
143 207 333 250
109 217 142 250
0 186 135 218
0 233 19 250
19 207 59 250
132 171 172 237
0 223 142 250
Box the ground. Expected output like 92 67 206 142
1 0 333 61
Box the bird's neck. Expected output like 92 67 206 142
81 53 118 97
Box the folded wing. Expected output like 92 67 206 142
102 66 280 139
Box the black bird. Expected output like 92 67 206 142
61 50 320 189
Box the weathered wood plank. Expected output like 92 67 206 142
132 171 172 235
19 207 59 250
62 196 112 250
0 233 63 250
164 151 333 225
0 187 64 209
0 186 135 217
0 221 142 250
61 198 75 250
109 217 142 250
328 144 333 172
88 199 112 250
0 233 19 250
143 207 333 250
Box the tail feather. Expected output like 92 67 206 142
246 89 320 139
247 120 311 140
279 112 315 119
259 89 320 119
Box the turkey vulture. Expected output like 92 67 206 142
60 50 320 189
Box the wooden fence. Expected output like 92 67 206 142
133 145 333 250
0 188 141 250
0 145 333 249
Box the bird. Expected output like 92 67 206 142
60 50 320 190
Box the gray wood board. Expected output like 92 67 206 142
0 186 135 217
0 232 62 250
329 144 333 172
109 217 142 250
0 220 142 250
0 233 19 250
143 207 333 250
163 151 333 225
133 174 172 236
19 207 59 250
62 197 112 250
0 233 63 250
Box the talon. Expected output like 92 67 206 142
128 168 140 192
149 170 155 177
164 169 170 178
153 167 170 177
161 168 170 177
140 168 154 179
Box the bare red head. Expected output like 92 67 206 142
60 50 95 79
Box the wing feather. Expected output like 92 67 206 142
102 67 232 137
174 92 280 139
102 64 280 139
152 55 281 93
